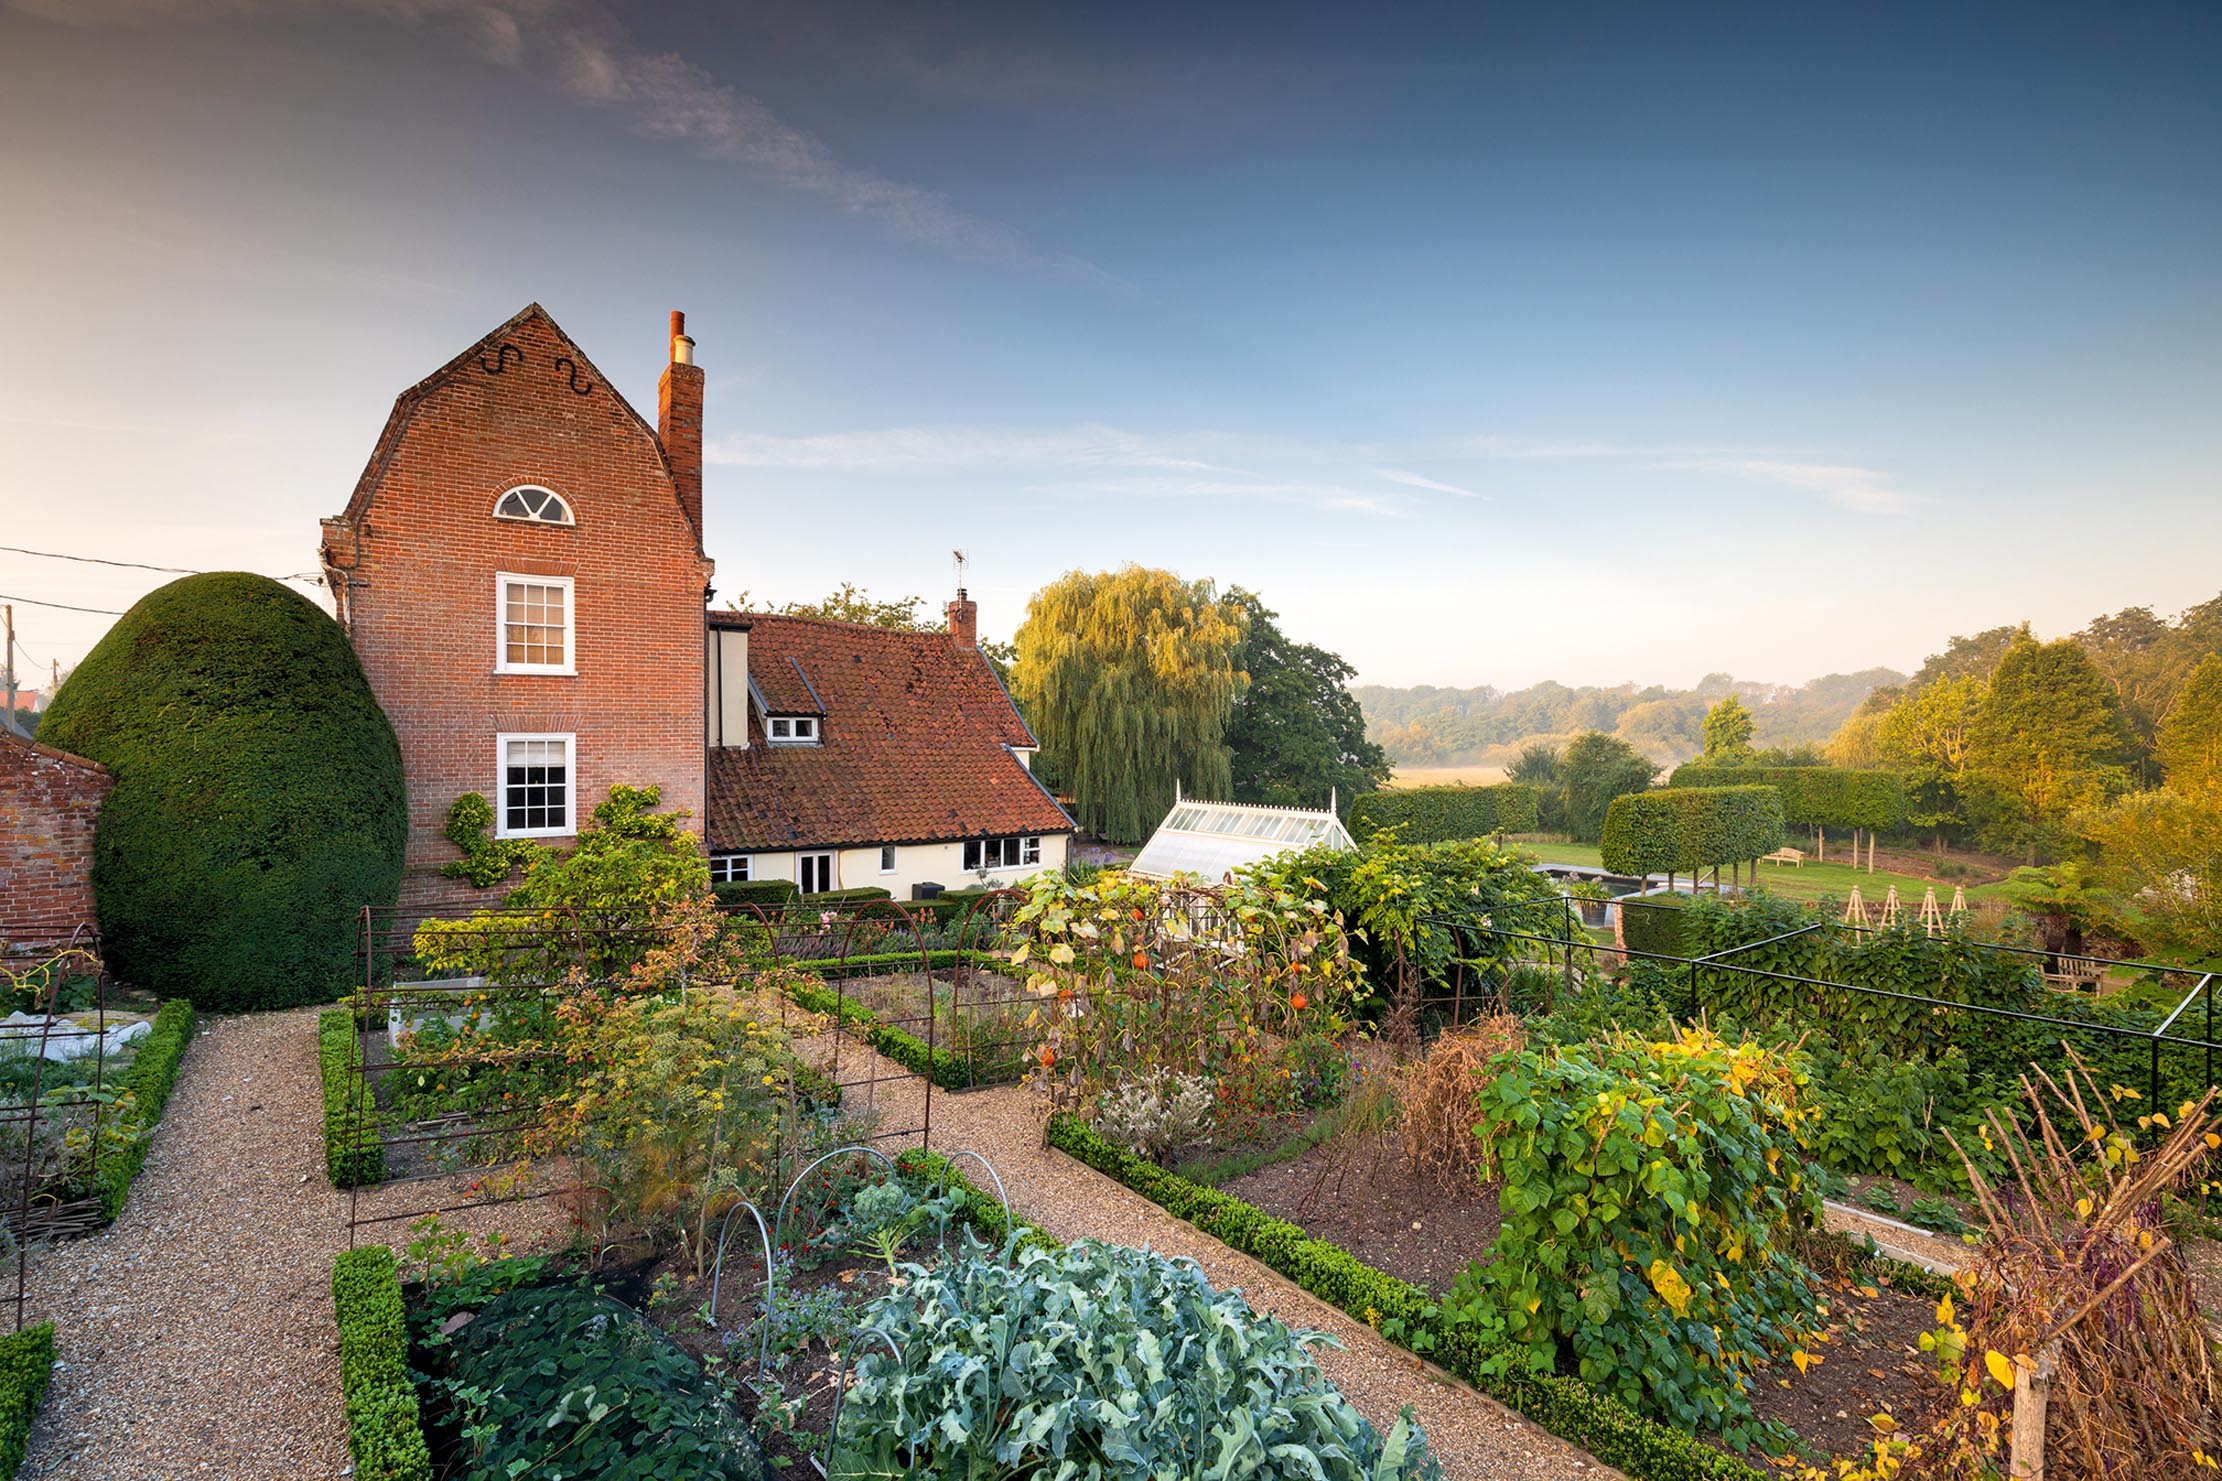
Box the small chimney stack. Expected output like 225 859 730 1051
946 588 978 649
658 310 704 542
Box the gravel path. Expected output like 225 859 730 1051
811 1034 1621 1481
19 1008 562 1481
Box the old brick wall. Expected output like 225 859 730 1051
0 736 111 953
323 308 711 915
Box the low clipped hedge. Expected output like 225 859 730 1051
94 998 196 1221
319 1009 384 1187
1601 786 1785 878
712 879 802 908
785 969 1022 1090
0 1323 54 1481
332 1246 433 1481
1046 1113 1767 1481
1349 783 1540 843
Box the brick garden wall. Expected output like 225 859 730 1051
0 736 110 955
322 308 712 915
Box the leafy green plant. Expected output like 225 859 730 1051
834 1237 1443 1481
1454 1028 1825 1452
437 792 540 888
440 1282 763 1481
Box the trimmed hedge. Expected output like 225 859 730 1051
1046 1113 1767 1481
712 879 803 908
1348 783 1541 844
38 573 406 1010
332 1246 433 1481
1617 895 1690 960
1668 765 1905 832
0 1323 54 1481
805 885 893 904
1601 786 1785 878
94 998 196 1221
319 1009 385 1187
785 972 1021 1090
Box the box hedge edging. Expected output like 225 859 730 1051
783 979 1020 1091
0 1322 54 1481
94 998 196 1221
332 1246 433 1481
1044 1112 1768 1481
318 1009 385 1188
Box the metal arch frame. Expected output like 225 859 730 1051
927 1149 1012 1257
705 1199 775 1382
817 1324 902 1479
773 1144 896 1259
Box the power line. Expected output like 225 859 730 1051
0 544 201 576
0 592 127 617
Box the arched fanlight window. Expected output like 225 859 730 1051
493 485 574 525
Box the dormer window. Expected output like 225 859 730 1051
766 716 819 745
493 485 574 525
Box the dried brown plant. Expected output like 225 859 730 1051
1928 1054 2222 1480
1401 1015 1525 1192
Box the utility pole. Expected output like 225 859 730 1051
3 603 15 723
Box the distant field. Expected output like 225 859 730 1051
1387 765 1508 788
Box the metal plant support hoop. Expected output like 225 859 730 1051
705 1199 775 1384
819 1324 902 1479
928 1147 1012 1257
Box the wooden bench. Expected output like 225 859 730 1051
1762 847 1805 868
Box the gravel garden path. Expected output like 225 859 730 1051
817 1038 1624 1481
18 1008 560 1481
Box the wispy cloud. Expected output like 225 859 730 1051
5 0 1120 285
1378 468 1483 499
1658 457 1917 515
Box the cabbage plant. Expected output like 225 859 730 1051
832 1237 1440 1480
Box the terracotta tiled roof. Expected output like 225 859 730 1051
705 613 1073 850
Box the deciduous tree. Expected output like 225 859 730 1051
1011 566 1247 844
2157 654 2222 803
1699 694 1756 762
1970 636 2131 856
1558 731 1658 844
1222 590 1388 811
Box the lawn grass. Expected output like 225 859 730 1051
1516 839 2006 909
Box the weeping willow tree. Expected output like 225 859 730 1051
1013 567 1248 843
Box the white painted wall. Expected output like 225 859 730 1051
724 833 1069 896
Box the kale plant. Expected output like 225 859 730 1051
831 1237 1442 1481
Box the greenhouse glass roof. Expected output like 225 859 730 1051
1128 799 1355 882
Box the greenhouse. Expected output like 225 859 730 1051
1128 793 1355 881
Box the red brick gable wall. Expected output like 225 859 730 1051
322 307 711 914
0 737 111 956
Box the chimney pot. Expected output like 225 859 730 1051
946 589 979 649
669 309 695 366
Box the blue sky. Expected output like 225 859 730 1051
1 1 2216 689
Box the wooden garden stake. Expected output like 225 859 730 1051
2008 1342 2058 1479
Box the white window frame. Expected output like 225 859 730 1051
492 484 576 525
798 851 836 894
494 572 576 676
878 844 897 874
710 852 752 883
494 732 576 839
766 715 819 746
963 835 1044 871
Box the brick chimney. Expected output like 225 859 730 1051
657 310 704 543
946 588 978 649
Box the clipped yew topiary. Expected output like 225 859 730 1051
38 573 404 1010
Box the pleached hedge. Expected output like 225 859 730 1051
1348 783 1540 844
1601 786 1785 878
1667 765 1904 831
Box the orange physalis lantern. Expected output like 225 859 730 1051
1290 992 1308 1013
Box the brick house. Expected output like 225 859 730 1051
323 304 1068 912
705 600 1074 895
320 304 713 913
0 731 111 960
